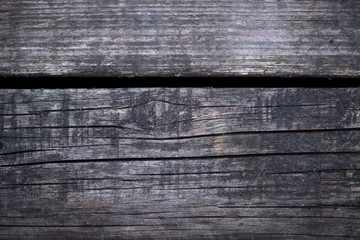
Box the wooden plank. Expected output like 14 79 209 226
0 0 359 77
1 88 360 239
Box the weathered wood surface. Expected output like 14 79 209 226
1 1 360 77
1 88 360 239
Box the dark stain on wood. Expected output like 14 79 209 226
1 89 360 239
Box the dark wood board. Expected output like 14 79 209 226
0 0 359 77
1 88 360 239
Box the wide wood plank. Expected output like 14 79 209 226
1 0 359 77
1 88 360 239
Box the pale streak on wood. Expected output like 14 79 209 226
0 0 359 77
0 88 360 239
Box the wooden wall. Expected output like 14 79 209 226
1 0 359 77
1 89 360 239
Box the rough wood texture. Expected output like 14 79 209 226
0 1 359 77
1 88 360 239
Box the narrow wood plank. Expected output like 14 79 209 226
1 0 359 77
1 88 360 239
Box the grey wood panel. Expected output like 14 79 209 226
0 0 359 77
1 88 360 239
